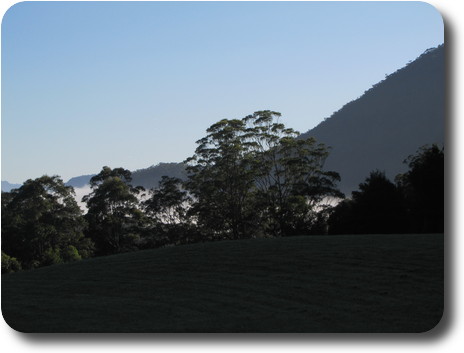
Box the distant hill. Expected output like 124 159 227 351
65 174 96 188
62 162 187 191
300 45 444 195
131 162 187 189
1 163 187 193
1 181 22 192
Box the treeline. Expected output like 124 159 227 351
1 111 443 273
328 144 443 234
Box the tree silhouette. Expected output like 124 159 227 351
185 118 256 239
244 110 343 236
1 176 92 269
185 111 342 238
143 176 193 245
83 167 145 255
328 171 407 234
396 145 444 233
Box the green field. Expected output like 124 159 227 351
1 234 443 333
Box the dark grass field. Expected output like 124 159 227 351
1 234 443 333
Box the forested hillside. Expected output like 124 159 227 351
300 45 444 194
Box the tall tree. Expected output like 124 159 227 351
185 111 342 238
244 110 343 235
83 167 145 255
185 119 256 239
328 170 407 234
1 176 92 269
144 176 190 225
396 145 444 233
143 176 193 245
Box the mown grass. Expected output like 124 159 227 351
2 234 443 333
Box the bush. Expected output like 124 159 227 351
1 251 22 274
61 245 82 262
41 248 63 266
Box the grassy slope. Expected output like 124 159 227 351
2 234 443 333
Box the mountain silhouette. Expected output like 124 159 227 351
300 45 444 195
65 174 96 188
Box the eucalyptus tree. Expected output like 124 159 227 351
185 119 257 239
142 176 194 245
243 110 343 235
1 176 92 269
185 111 343 238
144 176 190 225
83 166 145 255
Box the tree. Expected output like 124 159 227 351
143 176 193 245
244 110 343 236
185 118 257 239
185 111 343 238
83 167 145 255
396 145 444 233
144 176 190 225
1 176 92 269
328 170 407 234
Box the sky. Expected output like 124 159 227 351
1 1 444 183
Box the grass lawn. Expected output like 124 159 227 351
1 234 443 333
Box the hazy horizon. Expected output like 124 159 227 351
2 1 444 183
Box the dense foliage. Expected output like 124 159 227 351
185 111 343 239
396 144 444 233
83 167 146 255
328 145 443 234
1 176 93 270
142 176 195 246
1 251 22 274
328 171 407 234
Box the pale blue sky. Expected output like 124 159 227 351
1 1 443 183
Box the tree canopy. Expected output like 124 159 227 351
396 144 444 233
328 171 407 234
328 145 444 234
185 110 343 238
83 167 145 255
1 175 93 269
142 176 194 246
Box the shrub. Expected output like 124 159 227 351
41 248 63 266
1 251 22 274
61 245 82 262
